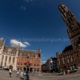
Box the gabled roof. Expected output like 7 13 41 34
19 50 40 56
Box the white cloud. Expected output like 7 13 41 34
10 39 30 48
24 42 30 46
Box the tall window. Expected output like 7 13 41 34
17 58 19 65
9 57 11 63
67 59 70 63
63 58 65 64
13 57 15 64
5 56 7 62
38 54 40 58
59 59 61 65
71 56 74 62
33 53 35 58
5 56 7 66
1 55 4 66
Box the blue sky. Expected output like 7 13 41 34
0 0 80 63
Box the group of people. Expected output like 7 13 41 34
63 69 70 75
9 68 30 80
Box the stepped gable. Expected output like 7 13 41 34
19 49 40 57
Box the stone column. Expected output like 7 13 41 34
2 55 6 67
14 57 17 71
6 56 9 68
11 56 13 65
0 41 5 54
0 55 2 66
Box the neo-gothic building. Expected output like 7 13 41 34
0 38 19 70
58 4 80 49
0 38 41 72
56 4 80 71
17 49 41 72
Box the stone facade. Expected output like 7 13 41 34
42 58 58 72
56 45 80 71
0 38 19 70
57 4 80 71
58 4 80 50
0 38 41 72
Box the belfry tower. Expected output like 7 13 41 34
58 4 80 49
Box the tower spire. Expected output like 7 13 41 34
58 4 80 49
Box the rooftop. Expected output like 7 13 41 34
62 45 73 53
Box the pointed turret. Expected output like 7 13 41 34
16 43 20 56
0 38 5 54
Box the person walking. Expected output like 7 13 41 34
9 69 12 78
16 69 20 77
24 71 27 80
23 68 27 80
63 70 66 75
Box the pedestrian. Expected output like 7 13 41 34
26 70 29 80
9 69 12 78
67 69 70 74
23 68 27 80
26 74 29 80
24 71 27 80
63 70 66 75
16 69 20 77
20 71 24 79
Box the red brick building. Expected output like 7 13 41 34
17 49 41 72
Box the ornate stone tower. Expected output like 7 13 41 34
0 38 5 66
58 4 80 50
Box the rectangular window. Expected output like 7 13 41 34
59 59 60 65
63 58 65 64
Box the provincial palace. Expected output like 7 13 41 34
0 38 41 72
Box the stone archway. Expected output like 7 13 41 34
9 65 13 69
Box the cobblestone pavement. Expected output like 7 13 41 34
0 70 80 80
0 70 19 80
30 72 80 80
